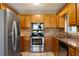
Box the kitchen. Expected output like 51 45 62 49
0 3 79 56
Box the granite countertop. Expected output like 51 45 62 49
52 34 79 50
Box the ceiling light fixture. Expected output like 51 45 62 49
33 3 40 5
32 1 40 6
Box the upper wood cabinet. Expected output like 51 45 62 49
31 15 43 23
57 3 76 27
20 14 57 28
58 4 68 17
58 16 65 28
43 15 57 28
43 15 50 28
25 15 31 28
20 15 25 28
57 4 68 28
68 4 76 26
50 15 57 28
0 3 7 9
77 4 79 26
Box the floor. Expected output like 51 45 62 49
21 52 55 56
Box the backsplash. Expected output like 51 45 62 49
44 28 64 36
20 28 31 37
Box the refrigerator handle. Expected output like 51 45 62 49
12 21 18 51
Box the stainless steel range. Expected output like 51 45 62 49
31 23 44 52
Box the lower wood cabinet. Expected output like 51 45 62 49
68 46 75 56
44 36 53 52
20 36 30 52
68 46 79 56
20 37 26 51
52 37 59 56
51 37 79 56
75 49 79 56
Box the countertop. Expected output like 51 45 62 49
44 29 79 50
52 33 79 50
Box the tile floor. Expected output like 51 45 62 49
21 52 55 56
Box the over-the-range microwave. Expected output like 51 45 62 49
31 23 44 30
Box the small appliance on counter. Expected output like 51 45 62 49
31 23 44 52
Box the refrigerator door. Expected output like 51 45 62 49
0 9 20 56
0 10 5 56
6 9 20 56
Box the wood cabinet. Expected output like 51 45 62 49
25 15 31 28
50 15 57 28
77 4 79 26
75 49 79 56
20 36 30 52
20 14 57 28
57 4 68 17
25 37 30 52
52 37 59 56
20 37 26 51
56 16 59 28
20 15 25 28
43 15 57 28
57 4 68 28
44 36 53 52
68 46 75 56
58 16 65 28
31 15 43 23
57 3 76 26
68 4 76 26
0 3 7 9
43 15 50 28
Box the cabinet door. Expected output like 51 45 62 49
77 4 79 26
68 4 76 26
59 16 65 28
43 15 50 28
52 37 59 56
20 37 26 51
20 37 30 52
25 15 31 28
75 49 79 56
20 16 25 28
50 15 57 28
44 37 53 52
25 37 30 52
0 4 7 9
68 46 75 56
31 15 43 23
56 16 59 28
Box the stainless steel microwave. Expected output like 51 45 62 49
31 23 44 30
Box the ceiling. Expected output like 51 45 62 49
7 3 66 14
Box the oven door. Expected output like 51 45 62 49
31 37 43 45
31 37 44 52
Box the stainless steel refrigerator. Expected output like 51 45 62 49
0 9 20 56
